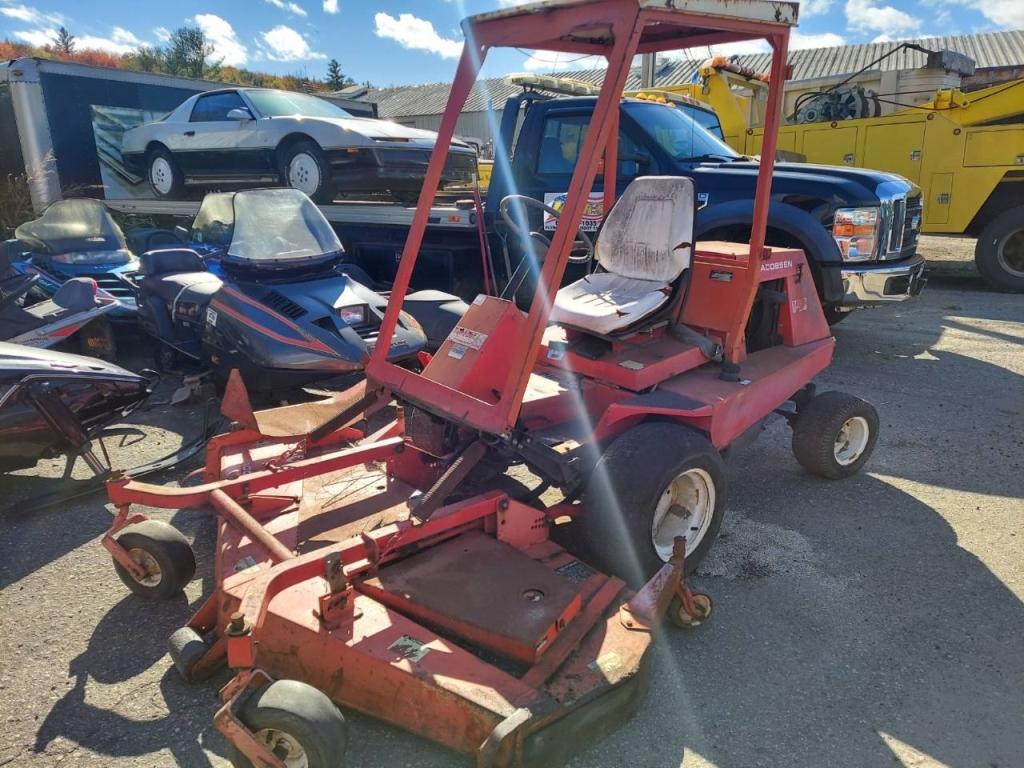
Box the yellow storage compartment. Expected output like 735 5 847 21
864 123 926 182
799 126 858 167
925 172 953 225
964 127 1024 167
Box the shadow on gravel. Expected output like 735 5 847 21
580 471 1024 768
33 593 228 766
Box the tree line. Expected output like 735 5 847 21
0 25 369 94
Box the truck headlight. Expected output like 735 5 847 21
832 207 880 262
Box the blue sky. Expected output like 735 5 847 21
1 0 1020 87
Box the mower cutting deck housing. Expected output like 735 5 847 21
98 1 884 766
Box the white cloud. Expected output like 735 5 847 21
12 27 57 47
265 0 308 18
193 14 248 67
521 49 607 71
790 30 846 49
153 26 171 43
845 0 920 33
323 0 339 13
259 24 326 61
374 12 462 59
943 0 1024 27
74 27 146 55
0 3 63 26
798 0 833 15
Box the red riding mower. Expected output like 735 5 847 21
99 1 878 766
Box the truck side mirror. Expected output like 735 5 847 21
227 108 253 122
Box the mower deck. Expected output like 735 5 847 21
210 484 664 767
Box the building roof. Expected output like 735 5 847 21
364 29 1024 119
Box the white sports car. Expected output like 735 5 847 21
121 87 478 202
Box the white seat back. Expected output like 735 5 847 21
594 177 695 283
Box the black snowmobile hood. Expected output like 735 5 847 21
0 342 143 385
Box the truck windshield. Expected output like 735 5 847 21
624 101 739 162
226 189 342 264
246 90 352 119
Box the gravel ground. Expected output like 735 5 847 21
1 249 1021 768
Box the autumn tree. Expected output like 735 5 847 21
164 26 218 79
54 26 75 56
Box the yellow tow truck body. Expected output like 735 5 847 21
667 64 1024 290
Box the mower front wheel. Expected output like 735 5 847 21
228 680 348 768
112 520 196 600
168 627 213 683
792 391 879 479
579 422 726 586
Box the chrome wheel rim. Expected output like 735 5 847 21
996 229 1024 278
651 468 715 562
150 157 173 195
288 153 321 196
834 416 870 466
126 547 162 587
253 728 308 768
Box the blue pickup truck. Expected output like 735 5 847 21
476 90 926 323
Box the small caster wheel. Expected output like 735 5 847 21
669 592 713 630
168 626 213 683
792 391 879 479
228 680 348 768
112 520 196 600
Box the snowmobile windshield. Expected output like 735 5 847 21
224 189 343 268
15 199 129 258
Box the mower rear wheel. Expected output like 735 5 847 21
112 520 195 600
579 422 725 585
792 391 879 479
168 626 212 683
228 680 347 768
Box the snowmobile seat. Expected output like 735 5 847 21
139 248 206 277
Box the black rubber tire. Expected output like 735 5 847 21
791 391 879 479
228 680 348 768
280 141 336 203
575 422 726 586
168 626 212 683
153 343 180 373
823 306 850 326
975 207 1024 293
112 520 196 600
146 146 185 200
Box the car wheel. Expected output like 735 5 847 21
281 141 336 203
147 147 185 200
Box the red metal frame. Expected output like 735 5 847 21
366 0 793 437
101 3 809 765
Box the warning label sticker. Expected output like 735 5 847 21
449 326 487 350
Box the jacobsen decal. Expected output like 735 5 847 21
761 260 794 272
449 326 487 350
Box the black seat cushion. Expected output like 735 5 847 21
139 248 206 277
145 272 222 308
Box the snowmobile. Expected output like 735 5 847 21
0 342 153 476
126 188 463 392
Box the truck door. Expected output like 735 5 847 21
184 91 260 178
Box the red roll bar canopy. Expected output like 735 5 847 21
368 0 797 435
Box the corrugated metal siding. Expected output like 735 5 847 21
365 29 1024 119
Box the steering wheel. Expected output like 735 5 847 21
498 194 594 265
